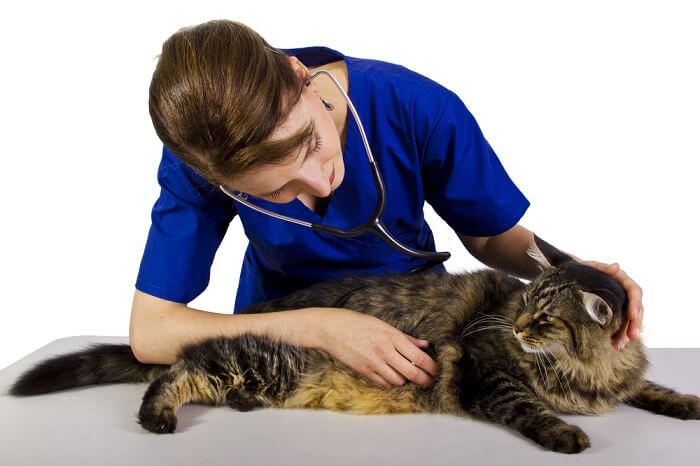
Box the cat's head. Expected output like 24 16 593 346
512 234 628 359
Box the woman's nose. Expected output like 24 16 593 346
299 160 333 197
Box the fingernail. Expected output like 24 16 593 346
635 308 640 319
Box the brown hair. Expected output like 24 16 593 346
148 19 313 187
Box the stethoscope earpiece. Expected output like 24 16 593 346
306 77 335 110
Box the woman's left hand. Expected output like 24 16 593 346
579 260 643 350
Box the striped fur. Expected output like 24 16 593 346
9 237 700 452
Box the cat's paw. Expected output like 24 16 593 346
669 394 700 420
137 406 177 434
540 424 590 454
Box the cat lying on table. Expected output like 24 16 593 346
9 235 700 454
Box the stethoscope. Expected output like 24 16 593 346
219 69 451 273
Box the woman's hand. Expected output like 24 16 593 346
305 307 441 388
579 260 644 350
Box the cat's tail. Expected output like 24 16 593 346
7 343 170 396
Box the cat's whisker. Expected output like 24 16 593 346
539 353 549 385
463 315 507 329
533 351 547 385
476 311 513 323
464 319 512 332
460 325 512 341
476 314 511 321
536 347 555 387
461 316 512 337
461 327 497 341
474 316 513 327
460 325 510 340
543 346 573 400
460 317 502 338
540 346 573 402
540 353 550 384
474 312 512 322
462 322 512 334
478 317 513 326
534 343 567 398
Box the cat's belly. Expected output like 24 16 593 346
283 369 426 414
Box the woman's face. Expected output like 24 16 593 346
227 57 345 203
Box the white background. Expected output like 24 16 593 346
1 0 698 370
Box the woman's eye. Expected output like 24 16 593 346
264 131 323 201
311 131 323 154
265 188 284 199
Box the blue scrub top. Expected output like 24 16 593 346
135 45 530 313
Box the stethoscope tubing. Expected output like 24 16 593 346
220 69 451 269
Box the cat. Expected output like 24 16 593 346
8 235 700 453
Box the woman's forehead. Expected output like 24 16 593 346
229 120 313 193
268 82 314 142
226 86 317 193
229 163 293 193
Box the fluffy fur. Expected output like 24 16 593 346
9 235 700 453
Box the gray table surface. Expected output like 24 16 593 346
1 336 699 465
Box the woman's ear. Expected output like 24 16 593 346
526 234 577 270
288 56 310 79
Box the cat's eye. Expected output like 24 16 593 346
543 314 556 322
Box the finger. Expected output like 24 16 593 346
367 371 391 389
388 349 433 386
395 337 441 379
628 306 643 340
612 319 631 349
584 260 642 345
597 262 621 276
374 361 407 387
628 319 641 341
407 335 430 348
582 260 622 278
611 315 628 342
591 262 643 324
581 260 610 270
607 266 643 321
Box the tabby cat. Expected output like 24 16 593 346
8 235 700 453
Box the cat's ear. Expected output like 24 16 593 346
578 290 614 326
525 234 577 271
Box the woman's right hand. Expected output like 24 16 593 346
300 307 441 388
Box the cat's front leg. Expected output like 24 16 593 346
137 370 184 434
624 379 700 420
461 375 590 454
137 363 221 434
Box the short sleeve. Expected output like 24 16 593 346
135 145 237 303
419 90 530 237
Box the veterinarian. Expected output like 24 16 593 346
130 20 644 389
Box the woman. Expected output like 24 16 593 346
131 20 643 389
